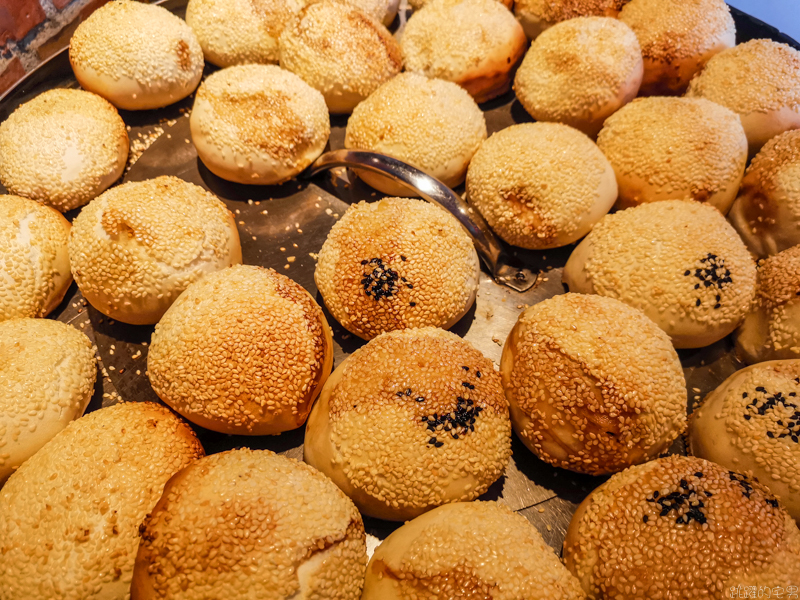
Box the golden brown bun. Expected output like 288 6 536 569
148 265 333 435
501 294 686 475
0 195 72 321
466 123 617 249
363 502 585 599
564 455 800 598
0 402 204 600
69 176 242 325
343 0 400 24
69 0 204 110
304 328 511 521
596 97 748 213
563 201 756 349
514 0 629 40
314 198 480 340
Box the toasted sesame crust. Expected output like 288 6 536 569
501 294 686 475
304 328 511 520
363 502 586 599
68 176 241 325
514 0 629 40
563 201 757 349
148 264 333 435
69 0 204 110
343 0 400 24
564 455 800 598
314 198 480 340
466 123 617 249
131 449 366 600
0 402 204 600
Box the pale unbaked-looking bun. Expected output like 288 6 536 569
344 73 486 196
0 402 204 600
563 201 757 349
314 198 480 340
131 449 366 600
304 328 511 521
501 294 686 475
68 176 242 325
190 64 330 185
400 0 527 103
564 456 800 597
0 195 72 322
514 17 642 137
0 319 96 483
362 502 585 600
69 0 204 110
513 0 629 40
0 90 128 212
279 1 402 113
618 0 735 96
148 265 333 436
466 123 617 249
729 130 800 258
689 360 800 522
687 39 800 155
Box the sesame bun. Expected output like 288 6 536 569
689 361 800 523
68 176 242 326
687 40 800 155
0 195 72 321
131 449 366 600
400 0 527 103
344 0 400 25
185 0 306 67
410 0 512 10
190 64 330 185
618 0 735 96
513 0 629 40
501 294 686 475
563 201 757 349
0 90 128 212
304 328 512 521
729 130 800 257
362 502 585 599
344 73 486 196
563 456 800 597
466 123 617 250
514 17 642 137
314 198 480 340
148 265 333 436
735 246 800 364
596 97 748 213
0 402 204 600
0 319 96 483
278 2 402 114
69 0 204 111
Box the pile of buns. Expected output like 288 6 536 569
1 0 800 598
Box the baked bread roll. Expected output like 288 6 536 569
344 0 399 24
0 89 128 212
68 176 242 325
513 0 629 40
344 73 486 196
0 319 96 483
304 328 512 521
596 97 748 213
69 0 204 110
190 64 330 185
0 195 72 322
563 200 757 349
501 294 686 475
729 130 800 258
564 456 800 598
400 0 527 103
148 265 333 436
362 502 585 599
618 0 735 96
314 198 480 340
687 39 800 155
0 402 204 600
411 0 512 9
466 122 617 249
689 360 800 522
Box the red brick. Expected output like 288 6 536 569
0 0 46 45
53 0 75 10
0 56 26 97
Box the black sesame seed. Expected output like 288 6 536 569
400 255 407 261
409 302 416 307
415 397 425 403
476 371 481 378
696 299 701 307
744 414 751 420
684 270 690 276
643 515 649 523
